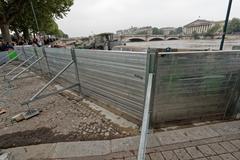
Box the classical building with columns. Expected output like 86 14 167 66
183 19 224 35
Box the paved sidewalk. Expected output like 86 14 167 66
4 120 240 160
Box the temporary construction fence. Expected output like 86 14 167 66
2 46 240 160
9 46 240 124
151 50 240 126
14 46 147 121
0 50 18 66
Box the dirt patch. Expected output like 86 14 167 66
0 127 127 149
0 64 138 149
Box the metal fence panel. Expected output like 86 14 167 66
152 50 240 125
75 49 147 120
14 47 147 120
0 51 9 65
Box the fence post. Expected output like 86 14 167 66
71 48 81 94
138 49 157 160
22 46 27 60
42 47 51 78
33 46 43 73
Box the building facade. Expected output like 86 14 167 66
116 26 152 35
183 19 224 35
160 27 176 35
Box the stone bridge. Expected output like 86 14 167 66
113 34 181 42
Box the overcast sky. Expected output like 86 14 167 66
56 0 240 37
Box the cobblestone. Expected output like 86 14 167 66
186 146 204 159
197 145 216 156
162 151 178 160
174 149 191 160
233 152 240 159
219 141 239 152
208 156 223 160
219 153 238 160
231 140 240 149
208 143 228 154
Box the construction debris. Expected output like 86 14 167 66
11 113 25 122
11 109 42 122
22 109 41 120
0 108 7 115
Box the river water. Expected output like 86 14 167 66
126 39 240 50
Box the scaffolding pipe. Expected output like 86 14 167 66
21 83 79 105
10 56 44 81
27 60 74 103
5 55 35 77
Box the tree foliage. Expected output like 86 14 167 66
0 0 73 41
176 27 183 34
152 27 164 35
227 18 240 34
192 31 200 39
205 24 221 38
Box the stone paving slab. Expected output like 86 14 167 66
210 121 240 136
6 143 56 160
111 135 160 153
155 126 220 145
50 140 111 159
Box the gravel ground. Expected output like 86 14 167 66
0 64 138 149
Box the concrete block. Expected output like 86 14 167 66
155 130 190 145
5 144 56 160
178 126 219 141
210 121 240 135
111 135 160 153
51 140 111 158
155 126 219 145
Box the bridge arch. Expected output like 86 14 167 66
167 37 179 40
126 37 145 42
149 37 164 41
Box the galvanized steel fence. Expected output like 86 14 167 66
14 46 147 121
12 46 240 123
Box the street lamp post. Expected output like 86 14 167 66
220 0 233 50
29 0 40 33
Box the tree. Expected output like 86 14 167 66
0 0 27 42
0 0 73 41
205 24 221 38
227 18 240 34
169 30 176 35
192 31 200 40
176 27 183 34
152 27 164 35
